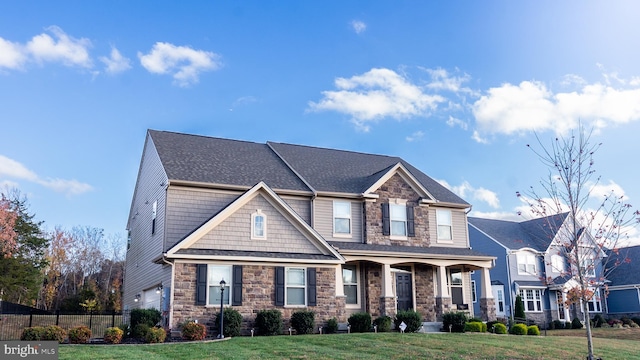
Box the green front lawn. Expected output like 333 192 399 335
59 331 640 360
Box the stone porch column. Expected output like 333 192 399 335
380 263 396 317
435 265 452 320
479 267 496 321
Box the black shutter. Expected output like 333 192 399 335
407 206 415 237
195 264 207 305
307 268 317 306
232 265 243 306
275 266 285 306
382 203 390 236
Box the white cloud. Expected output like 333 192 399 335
138 42 221 87
308 68 444 131
588 180 628 201
351 20 367 34
446 116 468 130
0 37 27 70
100 47 131 74
438 179 500 209
26 26 92 68
472 75 640 140
0 155 92 195
405 131 424 142
424 67 472 93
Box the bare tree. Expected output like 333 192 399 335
519 126 639 360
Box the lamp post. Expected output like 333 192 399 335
218 279 226 339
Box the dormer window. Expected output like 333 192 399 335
251 210 266 239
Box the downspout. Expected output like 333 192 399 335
161 256 175 330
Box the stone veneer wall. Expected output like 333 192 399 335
414 264 436 321
479 298 497 322
364 174 430 247
172 263 344 336
364 263 382 317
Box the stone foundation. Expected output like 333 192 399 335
435 297 453 321
380 297 396 318
479 298 496 321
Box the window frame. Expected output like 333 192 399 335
285 267 307 307
550 254 565 273
333 201 352 237
517 253 538 275
587 288 602 313
342 264 360 307
389 202 408 239
436 209 453 242
151 200 157 235
519 288 543 312
251 210 267 240
207 265 232 306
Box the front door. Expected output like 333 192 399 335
395 273 413 311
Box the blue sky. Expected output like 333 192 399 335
2 1 640 246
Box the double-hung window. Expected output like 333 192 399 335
519 289 542 312
343 265 359 306
517 253 537 275
436 209 452 241
286 267 306 306
333 201 351 236
390 203 407 237
208 265 231 305
587 289 602 312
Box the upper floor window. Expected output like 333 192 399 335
286 267 306 306
208 265 232 306
343 264 359 306
151 200 157 235
581 257 596 277
436 209 452 241
390 203 407 237
551 254 565 273
333 201 351 236
517 253 537 275
519 289 542 312
251 210 266 239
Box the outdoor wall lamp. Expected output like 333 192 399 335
134 293 141 302
218 279 226 339
156 285 163 294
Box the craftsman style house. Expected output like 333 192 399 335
124 130 496 333
469 214 605 326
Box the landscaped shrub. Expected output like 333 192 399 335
21 327 45 341
608 318 623 328
632 317 640 326
325 317 339 334
509 323 527 335
130 308 162 329
104 327 124 344
527 325 540 335
464 322 483 332
552 320 565 330
467 318 487 332
144 327 166 343
181 321 207 341
118 323 131 338
621 317 634 326
442 311 467 333
132 323 151 339
68 326 92 344
42 325 67 343
348 312 372 333
487 320 506 333
514 295 526 319
373 316 392 332
493 323 507 334
571 317 583 329
214 308 243 337
591 314 606 328
291 310 315 334
255 309 282 336
395 310 422 333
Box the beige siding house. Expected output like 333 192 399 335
124 130 497 334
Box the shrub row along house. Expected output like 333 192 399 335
124 130 497 334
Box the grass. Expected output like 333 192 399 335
59 329 640 360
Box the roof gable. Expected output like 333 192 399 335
362 162 435 202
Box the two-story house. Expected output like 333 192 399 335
124 130 496 334
469 214 605 326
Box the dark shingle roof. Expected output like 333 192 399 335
605 245 640 286
328 241 490 258
148 130 467 205
468 213 569 252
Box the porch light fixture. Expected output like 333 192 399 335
156 285 163 294
134 294 141 302
218 279 226 339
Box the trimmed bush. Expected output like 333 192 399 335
509 323 527 335
104 327 124 344
571 317 583 329
468 318 487 332
21 327 45 341
214 308 243 337
42 325 67 343
325 317 338 334
255 309 282 336
132 324 150 339
487 320 506 333
591 314 606 328
442 311 467 333
131 308 162 329
144 327 166 343
68 326 92 344
527 325 540 335
631 317 640 326
493 323 507 334
373 316 392 332
395 310 422 333
552 320 565 330
181 321 207 341
348 312 372 333
514 295 526 319
291 310 315 335
464 322 483 332
118 323 131 338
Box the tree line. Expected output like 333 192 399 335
0 189 125 313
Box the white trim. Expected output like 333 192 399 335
206 265 232 306
251 209 267 240
436 209 453 242
333 200 352 237
343 263 360 308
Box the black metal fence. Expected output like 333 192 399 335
0 309 130 340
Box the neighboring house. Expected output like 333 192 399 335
469 214 605 325
124 130 496 334
604 245 640 318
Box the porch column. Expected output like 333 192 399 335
479 267 496 321
435 265 452 320
335 265 344 297
380 264 396 318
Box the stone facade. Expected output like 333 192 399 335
414 264 436 321
435 296 453 321
364 263 382 317
364 174 430 247
479 298 496 322
172 263 343 336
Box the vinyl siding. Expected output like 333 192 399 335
607 288 640 313
429 208 468 248
314 197 363 243
190 194 321 254
281 196 311 225
124 135 171 309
